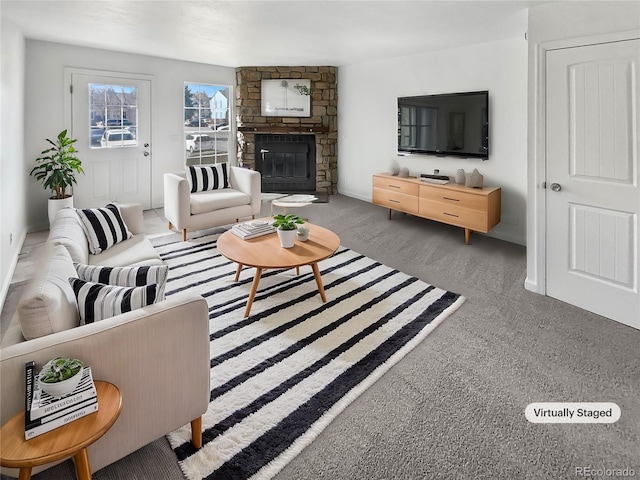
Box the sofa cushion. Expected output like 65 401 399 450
88 234 164 267
17 244 80 340
190 189 251 215
76 203 133 254
48 208 90 263
187 163 230 193
75 263 169 299
69 278 161 324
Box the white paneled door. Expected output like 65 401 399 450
69 72 152 209
546 39 640 329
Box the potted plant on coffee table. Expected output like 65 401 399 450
272 214 305 248
30 129 84 225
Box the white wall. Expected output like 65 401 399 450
525 1 640 293
0 19 26 308
24 40 236 230
338 34 528 245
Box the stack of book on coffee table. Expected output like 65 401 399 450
24 362 98 439
231 220 275 240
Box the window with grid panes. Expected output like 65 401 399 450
184 83 231 166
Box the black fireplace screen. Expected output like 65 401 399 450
254 134 316 192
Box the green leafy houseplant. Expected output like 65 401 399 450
30 129 84 199
271 214 305 231
39 357 84 383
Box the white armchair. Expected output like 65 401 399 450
164 166 261 241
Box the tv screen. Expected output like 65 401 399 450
397 91 489 159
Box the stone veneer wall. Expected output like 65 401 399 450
235 66 338 194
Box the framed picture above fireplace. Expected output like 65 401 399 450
261 79 311 117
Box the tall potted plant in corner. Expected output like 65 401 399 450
30 129 84 224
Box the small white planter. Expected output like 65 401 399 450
296 227 310 242
48 196 74 225
277 228 297 248
38 367 83 398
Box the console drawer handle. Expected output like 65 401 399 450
443 212 459 218
389 199 400 203
442 197 459 202
388 185 401 189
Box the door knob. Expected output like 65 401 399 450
144 143 149 148
550 183 562 192
143 151 150 157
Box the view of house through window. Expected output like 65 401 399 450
89 83 138 148
184 82 231 165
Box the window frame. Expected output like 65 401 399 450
184 82 232 166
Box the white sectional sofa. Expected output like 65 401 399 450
0 204 210 476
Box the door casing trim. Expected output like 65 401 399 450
525 29 640 295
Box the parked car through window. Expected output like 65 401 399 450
101 129 137 148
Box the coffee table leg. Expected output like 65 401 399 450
244 267 263 317
234 263 244 282
73 448 91 480
18 467 32 480
311 263 327 302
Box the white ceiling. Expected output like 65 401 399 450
1 1 541 67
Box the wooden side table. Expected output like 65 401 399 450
0 381 122 480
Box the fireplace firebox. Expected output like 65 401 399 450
255 134 316 192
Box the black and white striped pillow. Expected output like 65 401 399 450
187 163 230 193
69 277 161 325
76 203 133 254
74 263 169 300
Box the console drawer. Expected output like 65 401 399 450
419 200 489 232
419 186 487 212
373 188 419 215
373 176 419 196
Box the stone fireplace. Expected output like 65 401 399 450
235 66 338 195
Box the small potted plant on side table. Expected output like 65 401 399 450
38 357 84 398
272 214 305 248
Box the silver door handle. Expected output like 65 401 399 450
550 183 562 192
143 151 150 157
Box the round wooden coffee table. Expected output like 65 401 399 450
0 381 122 480
218 221 340 317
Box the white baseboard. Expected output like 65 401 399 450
0 229 27 312
524 277 542 294
336 188 370 203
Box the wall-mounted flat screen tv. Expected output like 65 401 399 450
397 91 489 159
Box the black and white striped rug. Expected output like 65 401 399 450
151 228 464 480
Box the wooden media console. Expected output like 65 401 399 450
372 173 501 244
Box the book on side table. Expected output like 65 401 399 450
24 362 98 440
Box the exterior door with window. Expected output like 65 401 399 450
69 71 152 209
546 39 640 329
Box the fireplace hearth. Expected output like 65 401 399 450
255 134 316 192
